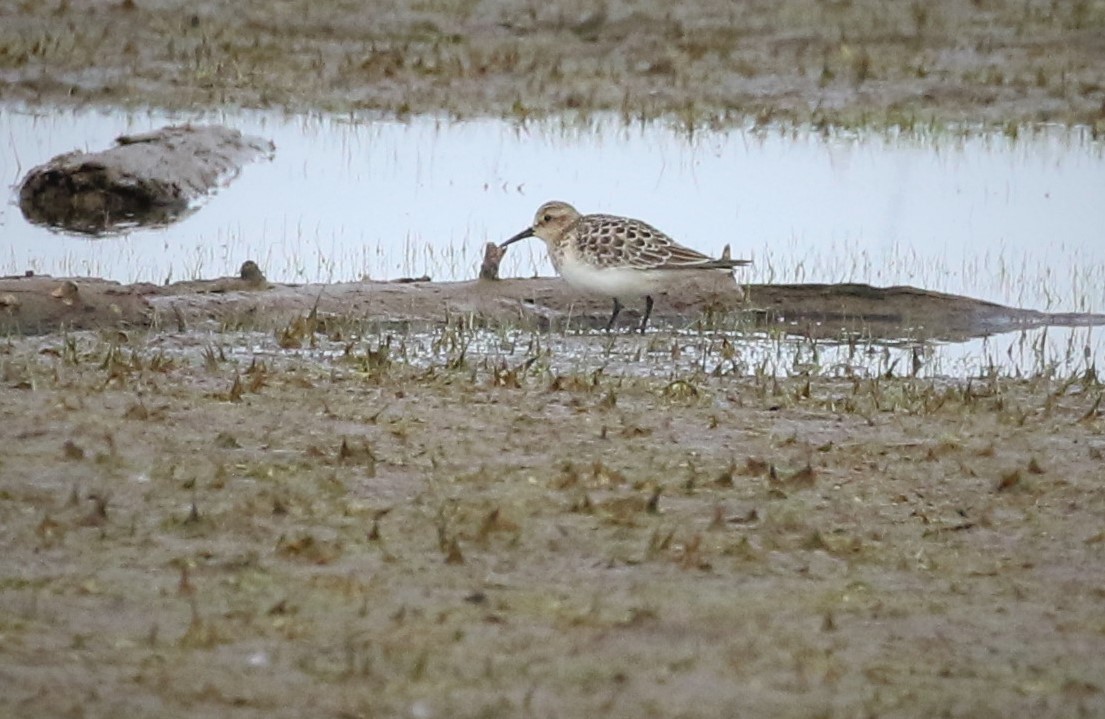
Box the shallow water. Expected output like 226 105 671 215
4 106 1104 379
169 320 1099 382
3 106 1104 316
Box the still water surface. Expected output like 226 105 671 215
3 106 1103 316
3 107 1104 379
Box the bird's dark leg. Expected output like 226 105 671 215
638 295 654 333
605 298 623 332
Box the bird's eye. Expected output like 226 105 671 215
542 214 552 223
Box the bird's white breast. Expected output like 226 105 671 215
558 257 658 298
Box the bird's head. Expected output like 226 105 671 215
501 201 581 248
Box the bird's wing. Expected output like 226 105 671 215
651 234 751 270
577 215 751 270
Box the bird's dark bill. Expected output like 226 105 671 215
500 227 534 248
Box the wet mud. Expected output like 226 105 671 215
3 270 1101 341
1 307 1104 718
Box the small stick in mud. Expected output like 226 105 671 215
480 242 506 281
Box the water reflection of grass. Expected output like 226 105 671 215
11 230 1099 320
238 306 1105 383
5 110 1101 306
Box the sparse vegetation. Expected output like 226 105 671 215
2 318 1105 717
0 0 1103 131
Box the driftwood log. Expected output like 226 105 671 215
18 125 274 234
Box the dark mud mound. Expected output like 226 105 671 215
744 283 1105 342
18 125 274 234
147 274 1105 342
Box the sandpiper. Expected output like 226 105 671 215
501 201 750 332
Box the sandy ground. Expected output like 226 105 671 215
2 1 1105 718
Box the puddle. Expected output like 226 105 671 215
3 105 1103 379
374 325 1102 382
133 321 1101 382
3 106 1103 316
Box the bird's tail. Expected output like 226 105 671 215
666 244 752 270
716 243 752 268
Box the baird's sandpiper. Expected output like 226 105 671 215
501 200 750 332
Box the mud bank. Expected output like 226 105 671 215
3 271 1102 340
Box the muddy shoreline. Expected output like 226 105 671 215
2 1 1104 130
2 309 1104 718
4 271 1103 341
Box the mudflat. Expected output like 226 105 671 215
2 2 1105 718
1 0 1103 129
2 322 1104 717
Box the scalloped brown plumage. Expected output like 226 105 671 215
501 200 750 332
